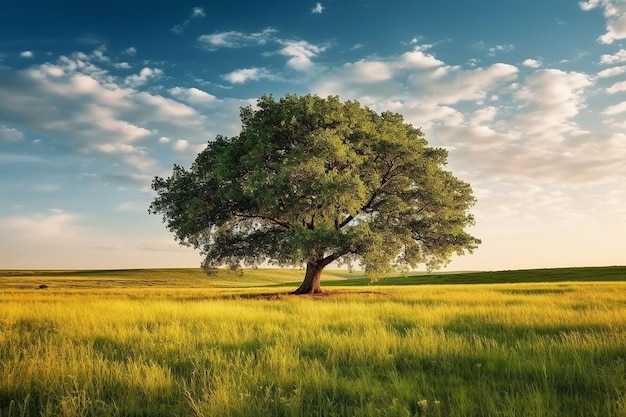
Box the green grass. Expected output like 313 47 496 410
2 265 625 291
319 265 626 287
1 266 626 416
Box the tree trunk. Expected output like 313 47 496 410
293 261 324 294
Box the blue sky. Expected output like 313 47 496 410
1 0 625 270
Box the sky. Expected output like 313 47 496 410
1 0 625 271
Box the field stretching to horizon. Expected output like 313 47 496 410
1 266 626 417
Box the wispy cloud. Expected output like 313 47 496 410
474 41 515 57
124 67 163 87
343 60 393 81
0 125 25 143
513 69 592 136
221 67 275 84
94 142 137 154
171 6 206 34
169 86 217 104
0 209 85 241
489 44 515 56
606 80 626 93
197 28 277 51
312 3 324 14
597 64 626 78
603 100 626 115
198 28 327 73
191 6 206 18
20 51 33 58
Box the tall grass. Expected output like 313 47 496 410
1 270 626 416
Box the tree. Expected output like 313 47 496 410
150 94 480 294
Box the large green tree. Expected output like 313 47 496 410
150 94 480 294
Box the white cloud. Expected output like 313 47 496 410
398 47 444 69
0 125 25 143
597 64 626 77
83 104 152 143
94 142 137 154
170 139 207 155
171 138 208 155
20 51 34 58
312 47 519 128
522 58 542 68
43 65 65 77
197 29 325 72
92 46 109 63
580 0 626 43
135 91 197 118
71 73 104 93
513 69 592 135
412 63 519 106
124 47 137 56
579 0 597 11
312 3 324 13
600 48 626 64
0 209 85 241
470 106 498 125
191 7 206 18
158 136 171 143
174 139 189 151
604 100 626 115
124 67 163 87
122 152 158 174
169 86 217 104
344 60 393 81
607 80 626 93
309 43 625 190
0 50 215 185
198 28 277 50
14 61 135 113
278 40 325 71
222 67 274 84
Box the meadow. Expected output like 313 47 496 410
1 267 626 416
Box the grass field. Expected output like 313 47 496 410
1 266 626 416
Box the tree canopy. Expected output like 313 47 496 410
150 94 480 294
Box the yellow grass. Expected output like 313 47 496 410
1 269 625 416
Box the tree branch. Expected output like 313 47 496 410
337 192 378 229
318 250 347 268
337 158 407 230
